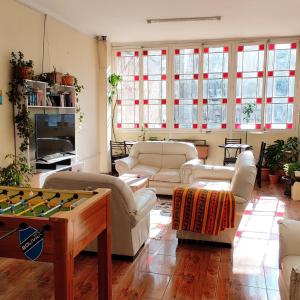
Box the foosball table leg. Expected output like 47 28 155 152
52 220 74 300
97 195 112 300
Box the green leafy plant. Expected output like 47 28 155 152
242 103 256 143
138 126 146 141
283 162 300 177
108 73 122 141
0 154 33 186
74 77 84 126
284 137 299 163
264 139 285 174
7 52 34 152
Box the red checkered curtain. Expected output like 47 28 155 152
202 46 229 130
115 50 140 129
143 49 167 129
235 44 265 130
173 48 200 129
265 43 297 129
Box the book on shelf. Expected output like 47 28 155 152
28 88 43 106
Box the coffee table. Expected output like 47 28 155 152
119 173 149 192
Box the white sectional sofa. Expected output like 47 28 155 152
115 141 200 195
278 219 300 300
176 150 257 245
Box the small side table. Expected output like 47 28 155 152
119 173 149 192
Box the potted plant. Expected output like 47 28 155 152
0 154 33 186
264 140 285 184
62 73 75 86
10 51 33 80
283 162 300 195
242 103 256 143
108 73 122 141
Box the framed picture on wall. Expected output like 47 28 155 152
0 90 2 105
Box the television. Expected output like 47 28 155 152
35 114 75 159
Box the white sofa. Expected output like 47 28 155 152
43 172 157 258
115 141 200 195
278 219 300 300
176 151 257 245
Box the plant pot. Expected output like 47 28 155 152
269 174 279 184
196 145 209 160
282 176 294 196
261 168 270 181
62 75 75 86
19 66 32 79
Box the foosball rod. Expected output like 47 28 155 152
0 223 28 241
0 191 24 204
39 194 78 217
15 192 61 216
1 191 44 214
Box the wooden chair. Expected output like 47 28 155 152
223 138 242 165
110 141 128 175
256 142 266 188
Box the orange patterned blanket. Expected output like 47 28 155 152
172 187 235 235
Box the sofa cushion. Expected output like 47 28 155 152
192 164 235 180
130 164 159 179
153 168 181 183
162 154 187 169
281 256 300 290
138 154 162 168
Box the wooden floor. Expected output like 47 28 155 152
0 183 299 299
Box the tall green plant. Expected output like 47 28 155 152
264 139 285 174
108 74 122 141
242 103 256 143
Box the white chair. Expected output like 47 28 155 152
115 141 201 195
43 171 157 259
176 151 257 245
278 219 300 300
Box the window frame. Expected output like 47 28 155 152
112 36 299 134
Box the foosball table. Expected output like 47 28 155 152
0 185 112 300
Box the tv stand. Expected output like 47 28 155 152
32 156 83 188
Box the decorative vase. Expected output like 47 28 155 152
261 168 270 181
269 174 279 184
19 66 32 79
62 75 75 86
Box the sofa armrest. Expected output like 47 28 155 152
130 188 157 225
278 219 300 266
192 164 235 181
115 156 138 175
180 158 203 183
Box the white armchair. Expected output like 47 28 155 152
43 171 157 259
278 219 300 300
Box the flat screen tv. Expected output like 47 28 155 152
35 114 75 159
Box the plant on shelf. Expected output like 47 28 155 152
108 73 122 141
10 51 33 80
0 154 33 187
264 139 285 184
7 51 34 152
242 103 256 143
62 73 75 86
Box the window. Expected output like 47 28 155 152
202 46 229 129
115 50 139 128
143 49 167 128
235 44 265 130
174 48 199 129
265 43 297 129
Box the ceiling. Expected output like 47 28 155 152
19 0 300 43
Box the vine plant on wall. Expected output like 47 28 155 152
7 51 34 152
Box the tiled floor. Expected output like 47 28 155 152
0 183 300 299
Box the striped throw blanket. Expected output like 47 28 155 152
172 187 235 235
